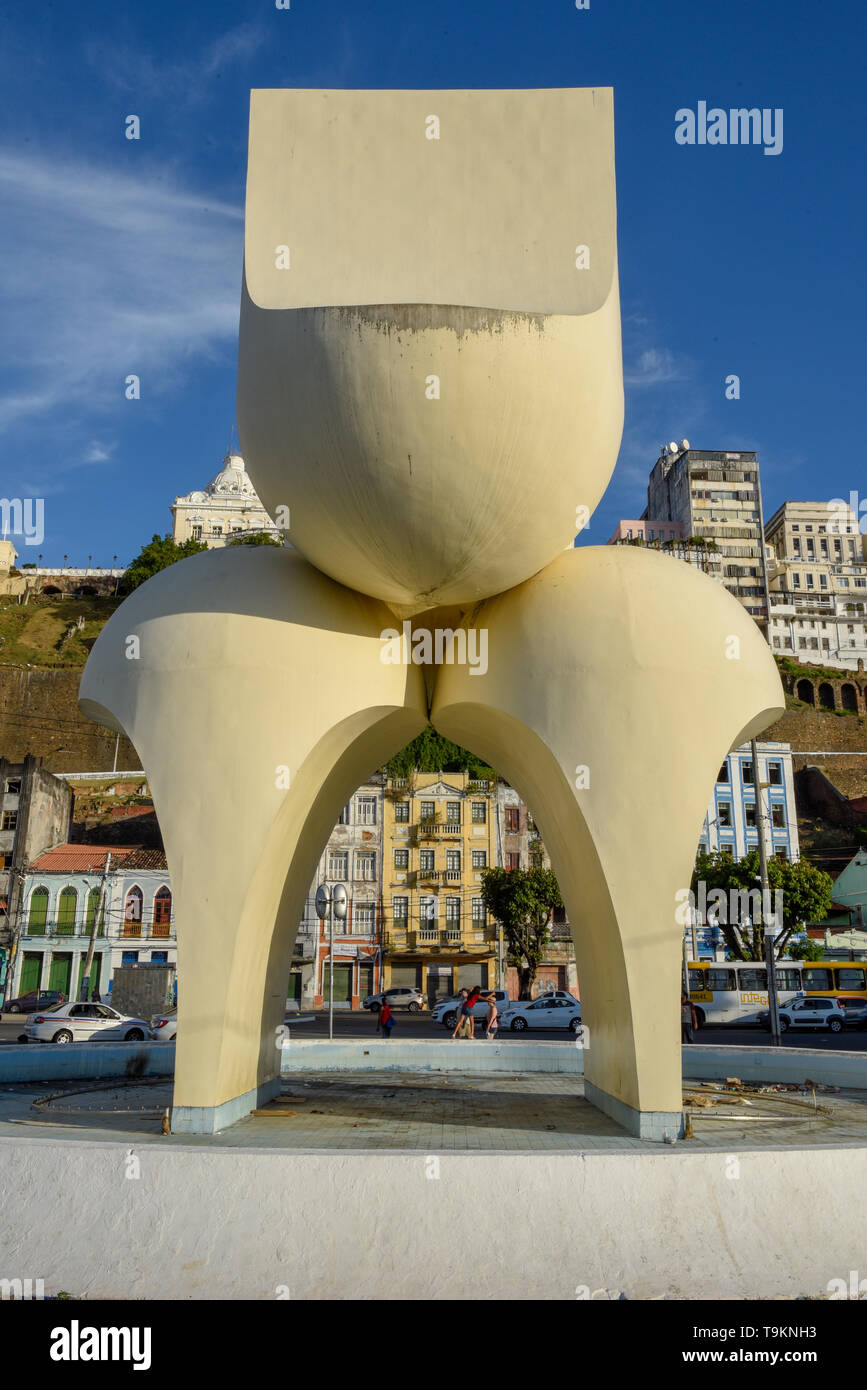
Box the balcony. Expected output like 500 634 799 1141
414 818 462 840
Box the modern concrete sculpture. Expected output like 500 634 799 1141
80 88 784 1137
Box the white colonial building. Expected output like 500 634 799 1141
12 845 175 1003
171 452 280 548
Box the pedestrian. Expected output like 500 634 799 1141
681 990 697 1044
464 984 483 1039
378 997 395 1040
451 989 469 1039
484 992 499 1041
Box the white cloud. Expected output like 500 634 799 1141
624 347 686 389
83 22 266 105
0 148 242 433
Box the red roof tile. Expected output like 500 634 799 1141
27 844 166 873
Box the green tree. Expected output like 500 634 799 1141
692 850 833 961
121 534 208 595
480 866 562 998
385 729 493 780
227 532 281 546
783 936 827 962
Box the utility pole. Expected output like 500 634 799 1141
80 852 110 1001
751 739 781 1046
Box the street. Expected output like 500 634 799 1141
3 1009 867 1050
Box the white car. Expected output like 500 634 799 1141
758 997 846 1034
150 1009 177 1040
499 996 583 1033
25 1001 152 1045
431 990 511 1028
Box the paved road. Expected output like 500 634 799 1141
3 1009 866 1049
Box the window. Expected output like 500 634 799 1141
419 850 435 872
392 897 408 921
27 885 49 935
211 525 223 537
806 573 814 589
745 804 757 828
446 801 461 824
837 968 866 990
357 796 377 826
739 968 767 991
708 969 736 991
771 804 785 829
775 847 788 860
85 887 105 937
471 850 487 869
328 851 348 881
150 951 169 963
792 573 800 588
191 525 202 540
506 852 521 870
820 574 828 589
445 896 461 923
792 539 801 555
123 885 143 935
717 802 732 827
768 762 782 786
4 779 20 795
338 803 351 825
356 852 376 881
152 886 172 934
446 850 461 874
717 764 729 783
394 801 409 822
472 898 486 923
57 885 78 934
393 849 409 870
803 968 832 991
775 968 801 991
471 802 486 824
1 811 17 831
354 903 375 933
742 761 754 784
505 807 520 832
420 800 435 823
839 577 850 588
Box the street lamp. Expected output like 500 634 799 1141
315 882 347 1040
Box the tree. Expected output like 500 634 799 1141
480 866 562 998
784 936 827 962
385 728 493 780
227 532 281 546
120 534 208 594
691 849 833 961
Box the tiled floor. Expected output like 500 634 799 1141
1 1070 866 1154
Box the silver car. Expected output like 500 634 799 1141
25 1001 151 1044
499 996 583 1032
759 997 846 1034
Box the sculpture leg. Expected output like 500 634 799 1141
431 546 784 1138
80 546 427 1132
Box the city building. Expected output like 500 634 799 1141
764 501 867 669
496 783 579 997
607 519 723 583
293 778 385 1010
0 758 73 987
171 452 280 548
698 741 799 863
11 845 174 1001
645 444 770 628
382 771 498 1003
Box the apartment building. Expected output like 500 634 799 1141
292 777 384 1010
11 845 174 1002
764 501 867 669
698 741 799 864
382 771 497 1004
645 445 770 628
0 758 73 983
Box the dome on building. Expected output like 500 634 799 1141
205 453 259 498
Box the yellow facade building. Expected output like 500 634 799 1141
382 772 499 1003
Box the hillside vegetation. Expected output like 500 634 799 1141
0 596 120 667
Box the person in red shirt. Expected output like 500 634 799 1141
464 985 483 1039
378 998 394 1039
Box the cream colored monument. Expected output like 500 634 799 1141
80 89 784 1137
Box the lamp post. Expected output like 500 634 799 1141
751 737 781 1047
315 883 347 1040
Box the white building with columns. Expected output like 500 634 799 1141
11 845 175 1004
171 452 280 548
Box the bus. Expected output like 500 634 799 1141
686 960 867 1025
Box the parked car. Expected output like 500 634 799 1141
499 996 583 1032
837 997 867 1028
758 997 846 1033
150 1009 178 1040
4 989 65 1015
25 1002 152 1045
431 990 511 1028
362 987 424 1013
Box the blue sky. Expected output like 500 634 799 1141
1 0 864 565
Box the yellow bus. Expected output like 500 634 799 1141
687 959 867 1025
